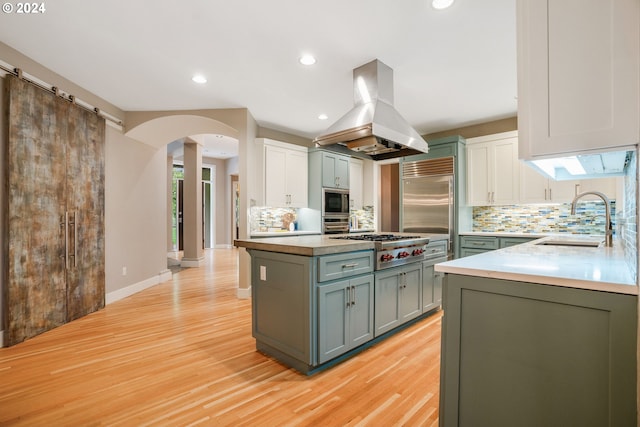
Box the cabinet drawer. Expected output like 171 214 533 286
460 248 492 258
424 240 448 260
317 251 374 283
499 237 536 248
460 236 499 250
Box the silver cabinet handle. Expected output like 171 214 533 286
346 288 351 308
60 213 68 268
351 286 356 306
72 211 78 268
549 188 552 201
64 211 70 270
342 263 358 268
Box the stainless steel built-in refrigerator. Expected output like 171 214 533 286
401 157 455 258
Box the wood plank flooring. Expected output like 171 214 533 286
0 248 442 426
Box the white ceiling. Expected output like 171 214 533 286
0 0 517 158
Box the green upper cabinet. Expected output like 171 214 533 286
517 0 639 159
321 151 350 189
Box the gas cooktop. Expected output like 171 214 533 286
331 234 430 270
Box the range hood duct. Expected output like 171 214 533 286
314 59 429 159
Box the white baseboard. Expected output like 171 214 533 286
215 244 234 249
158 269 172 282
237 286 251 299
180 256 205 268
106 269 172 305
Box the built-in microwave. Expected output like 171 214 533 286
323 188 350 216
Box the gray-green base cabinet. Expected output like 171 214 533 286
251 251 315 368
440 273 637 427
318 274 374 364
422 241 447 312
374 263 422 337
249 247 442 374
250 249 375 373
459 235 538 257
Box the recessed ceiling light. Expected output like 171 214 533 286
318 114 328 120
192 74 207 84
299 55 317 66
432 0 454 10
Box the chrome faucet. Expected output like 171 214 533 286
570 191 613 247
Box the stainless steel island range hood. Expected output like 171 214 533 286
314 59 429 160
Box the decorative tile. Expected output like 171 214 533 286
250 207 298 232
350 206 374 230
472 202 616 235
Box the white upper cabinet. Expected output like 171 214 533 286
262 139 308 208
575 177 619 201
467 132 520 206
349 158 363 210
520 162 578 203
517 0 639 159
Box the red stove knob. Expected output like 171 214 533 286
397 251 410 259
412 249 423 256
380 254 394 262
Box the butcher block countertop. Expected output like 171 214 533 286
234 233 449 257
436 235 638 295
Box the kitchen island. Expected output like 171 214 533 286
435 236 637 426
235 233 449 374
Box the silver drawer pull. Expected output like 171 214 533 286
342 263 358 268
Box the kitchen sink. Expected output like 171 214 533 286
535 238 604 248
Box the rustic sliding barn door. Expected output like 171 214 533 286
4 75 105 345
64 93 105 322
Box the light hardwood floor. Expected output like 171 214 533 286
0 248 442 426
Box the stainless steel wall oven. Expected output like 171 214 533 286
322 188 350 233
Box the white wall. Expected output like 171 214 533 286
105 126 169 296
202 156 233 247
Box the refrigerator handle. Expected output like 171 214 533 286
448 177 454 254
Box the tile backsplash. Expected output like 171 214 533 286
351 206 374 230
472 202 616 235
250 207 298 232
620 150 637 282
249 205 375 233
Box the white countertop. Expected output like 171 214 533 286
436 235 638 295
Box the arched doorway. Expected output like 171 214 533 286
125 114 240 268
